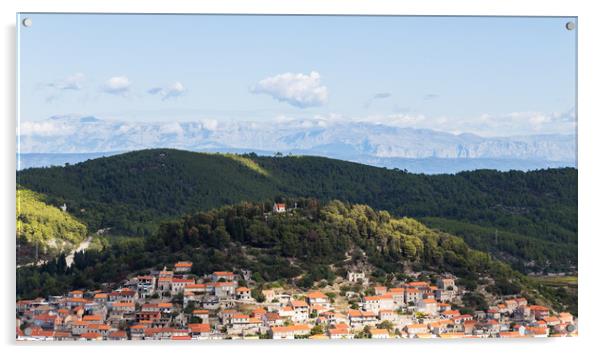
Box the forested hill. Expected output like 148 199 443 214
17 149 577 272
16 200 576 313
16 188 88 264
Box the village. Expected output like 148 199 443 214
16 257 577 341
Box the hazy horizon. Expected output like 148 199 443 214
18 14 577 172
19 15 576 132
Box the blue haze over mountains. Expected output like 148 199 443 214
18 116 576 174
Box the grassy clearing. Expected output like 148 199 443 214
222 154 270 177
532 275 578 288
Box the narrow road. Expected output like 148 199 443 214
17 236 94 269
16 259 47 269
65 236 93 267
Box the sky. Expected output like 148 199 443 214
18 14 577 137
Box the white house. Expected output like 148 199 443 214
406 323 429 337
307 291 330 307
174 261 192 273
370 328 390 339
363 294 394 312
214 282 236 298
291 300 310 323
348 309 378 329
171 278 195 294
347 271 367 283
270 324 310 339
417 298 438 316
236 287 252 301
211 271 235 282
273 203 286 213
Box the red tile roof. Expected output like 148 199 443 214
109 330 127 338
291 300 309 307
271 324 311 333
370 328 389 335
307 291 328 299
188 323 210 333
171 335 192 340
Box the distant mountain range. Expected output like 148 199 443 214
18 115 576 173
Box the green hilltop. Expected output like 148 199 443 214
16 148 577 273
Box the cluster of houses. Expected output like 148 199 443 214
16 262 577 341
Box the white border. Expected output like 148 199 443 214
2 1 600 354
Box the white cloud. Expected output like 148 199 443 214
469 110 576 136
250 71 328 108
116 125 130 134
102 76 131 95
359 114 427 126
148 82 186 100
159 122 184 135
20 121 75 137
48 73 85 91
273 115 296 124
200 119 218 131
550 108 576 123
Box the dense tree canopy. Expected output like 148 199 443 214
17 149 577 272
16 201 522 300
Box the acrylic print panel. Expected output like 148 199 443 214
16 13 577 341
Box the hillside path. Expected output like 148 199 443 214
65 236 93 267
